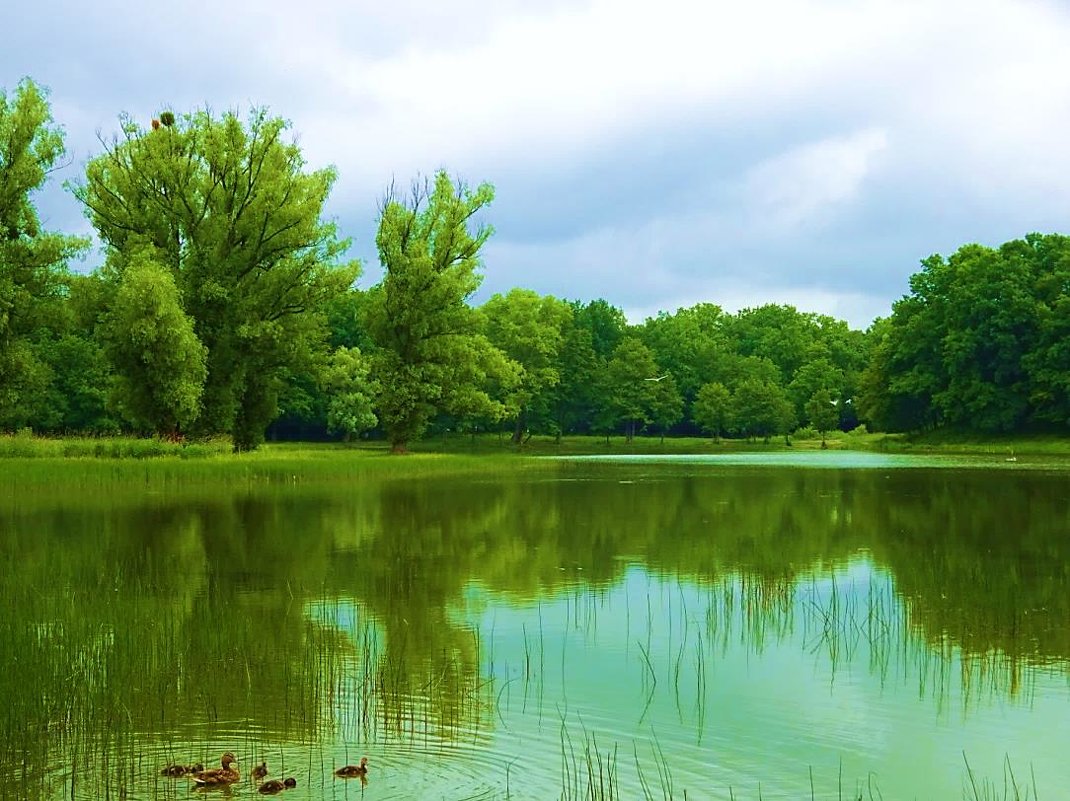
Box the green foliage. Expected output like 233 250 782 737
104 250 207 435
324 346 378 439
549 318 600 438
862 234 1070 433
75 106 358 449
482 289 569 441
693 381 731 438
789 358 844 425
639 303 729 406
366 172 506 451
599 337 672 441
731 378 795 440
804 388 839 443
0 79 88 427
571 299 627 359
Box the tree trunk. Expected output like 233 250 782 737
512 413 524 444
391 440 408 454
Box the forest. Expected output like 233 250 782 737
4 77 1070 451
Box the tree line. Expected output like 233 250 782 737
3 78 1068 450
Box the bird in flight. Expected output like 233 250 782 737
644 374 670 382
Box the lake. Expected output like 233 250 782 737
1 452 1067 799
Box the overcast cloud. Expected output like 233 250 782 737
7 0 1070 328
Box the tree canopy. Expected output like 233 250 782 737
8 77 1070 447
366 172 511 452
0 79 87 428
75 107 359 449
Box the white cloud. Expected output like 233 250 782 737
744 129 889 231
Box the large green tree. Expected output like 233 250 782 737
860 238 1058 433
693 381 731 440
731 378 795 441
366 172 510 452
0 79 87 428
599 337 665 442
482 289 569 442
75 108 358 449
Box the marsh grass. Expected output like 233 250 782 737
0 430 233 459
0 445 558 499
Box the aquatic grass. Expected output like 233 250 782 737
0 446 562 507
0 430 233 459
962 753 1040 801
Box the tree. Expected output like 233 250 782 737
549 320 600 439
861 240 1045 434
0 79 87 427
804 388 839 446
572 299 627 359
366 172 508 452
731 379 795 441
75 107 358 449
648 372 683 442
639 303 729 413
482 289 569 442
104 249 207 436
693 381 731 440
600 337 662 442
324 346 378 440
788 358 844 426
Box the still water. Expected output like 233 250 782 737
1 453 1068 799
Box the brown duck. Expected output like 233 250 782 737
252 761 268 780
160 762 203 777
334 757 368 778
258 777 297 794
192 752 240 786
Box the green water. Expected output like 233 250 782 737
1 454 1068 799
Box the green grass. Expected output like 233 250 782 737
5 427 1070 475
0 439 556 496
868 429 1070 456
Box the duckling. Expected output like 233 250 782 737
192 752 240 785
258 777 297 794
161 762 203 777
334 757 368 778
252 761 268 780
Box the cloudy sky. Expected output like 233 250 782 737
7 0 1070 328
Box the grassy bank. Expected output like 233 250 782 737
0 437 554 494
4 427 1070 470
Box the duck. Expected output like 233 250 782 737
252 762 269 780
160 762 203 777
334 757 368 778
192 752 240 785
257 777 297 794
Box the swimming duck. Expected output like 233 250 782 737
334 757 368 778
192 752 240 785
257 777 297 794
252 762 268 780
161 762 203 777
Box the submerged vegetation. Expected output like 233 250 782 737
2 460 1067 797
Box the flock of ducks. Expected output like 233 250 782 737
160 752 369 794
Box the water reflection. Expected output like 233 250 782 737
0 462 1067 798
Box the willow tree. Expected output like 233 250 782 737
0 79 87 427
74 108 359 449
366 172 511 452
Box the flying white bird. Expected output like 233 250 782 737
644 374 670 382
